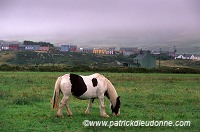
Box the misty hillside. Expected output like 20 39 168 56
70 30 200 54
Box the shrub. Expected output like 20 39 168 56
0 64 200 74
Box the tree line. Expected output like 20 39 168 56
23 40 54 47
0 64 200 74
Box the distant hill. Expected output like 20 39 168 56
3 51 134 67
67 30 200 54
157 60 200 68
1 51 200 68
0 52 16 65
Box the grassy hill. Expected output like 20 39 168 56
157 60 200 68
2 51 134 67
0 52 16 65
1 51 200 68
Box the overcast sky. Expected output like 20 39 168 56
0 0 200 44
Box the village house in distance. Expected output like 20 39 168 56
133 50 156 68
60 45 77 52
119 47 139 56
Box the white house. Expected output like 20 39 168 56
175 54 200 60
175 55 185 59
0 44 9 50
193 55 200 60
190 55 196 60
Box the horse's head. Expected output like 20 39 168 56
111 96 120 116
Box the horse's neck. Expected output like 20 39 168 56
107 80 118 106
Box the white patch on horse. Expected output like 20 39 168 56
78 74 102 99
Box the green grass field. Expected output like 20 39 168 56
0 72 199 131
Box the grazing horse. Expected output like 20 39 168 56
52 73 120 118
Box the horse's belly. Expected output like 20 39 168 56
78 88 97 99
78 92 96 99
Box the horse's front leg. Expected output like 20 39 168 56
98 95 109 118
85 98 95 115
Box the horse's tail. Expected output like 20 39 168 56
52 77 62 109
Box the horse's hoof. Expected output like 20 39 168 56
56 114 64 118
68 114 73 117
85 111 89 115
102 114 110 118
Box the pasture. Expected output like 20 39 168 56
0 72 199 131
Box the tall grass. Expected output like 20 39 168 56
0 72 199 131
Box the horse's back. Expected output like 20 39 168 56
58 73 107 99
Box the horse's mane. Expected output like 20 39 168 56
96 73 118 107
106 78 118 107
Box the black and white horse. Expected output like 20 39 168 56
52 73 120 118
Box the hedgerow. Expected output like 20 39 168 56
0 64 200 74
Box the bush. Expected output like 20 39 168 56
0 64 200 74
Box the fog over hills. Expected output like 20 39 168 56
56 29 200 54
1 0 200 53
1 29 200 54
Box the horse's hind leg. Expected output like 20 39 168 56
65 96 73 117
57 96 67 118
85 98 95 114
